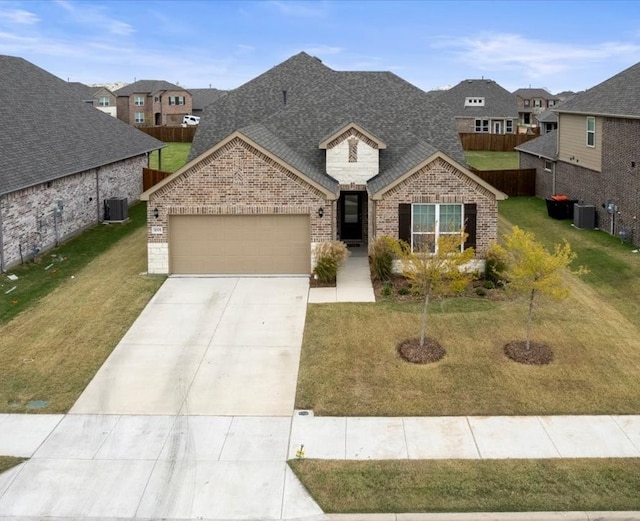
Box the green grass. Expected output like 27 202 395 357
296 198 640 417
465 151 519 170
499 197 640 324
148 142 191 172
1 203 149 325
0 456 24 474
290 459 640 513
0 203 164 413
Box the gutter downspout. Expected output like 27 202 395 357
96 167 101 222
0 194 5 272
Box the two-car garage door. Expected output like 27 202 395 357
169 214 310 275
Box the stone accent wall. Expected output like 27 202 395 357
373 157 498 256
326 131 379 184
1 156 146 269
147 137 334 274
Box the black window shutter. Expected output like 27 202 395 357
398 204 411 244
464 203 477 250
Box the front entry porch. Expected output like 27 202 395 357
338 190 368 246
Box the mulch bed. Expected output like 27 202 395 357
309 275 335 288
397 337 446 364
504 340 554 365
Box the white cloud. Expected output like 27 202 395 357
433 32 640 82
0 8 40 24
53 0 135 36
268 0 327 17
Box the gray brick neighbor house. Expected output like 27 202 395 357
0 55 163 271
517 61 640 246
142 52 506 275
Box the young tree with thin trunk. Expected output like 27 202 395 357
493 226 587 349
401 232 475 349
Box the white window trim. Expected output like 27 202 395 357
465 97 485 107
544 160 553 172
586 116 596 148
411 203 464 253
474 119 489 133
134 112 144 124
134 96 145 106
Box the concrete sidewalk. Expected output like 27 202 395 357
308 246 375 303
288 413 640 460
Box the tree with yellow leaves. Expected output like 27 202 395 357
493 226 588 356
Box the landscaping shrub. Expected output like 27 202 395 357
369 235 400 281
485 242 509 286
314 241 350 283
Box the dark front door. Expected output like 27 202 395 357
340 192 363 241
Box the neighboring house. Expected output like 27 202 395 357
114 80 193 126
141 52 506 276
536 108 558 134
516 61 640 246
437 79 518 134
0 55 164 271
513 88 560 130
68 82 118 117
190 88 228 118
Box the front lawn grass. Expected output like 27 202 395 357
296 197 640 416
149 142 191 172
465 151 519 170
0 204 164 413
0 456 24 474
290 459 640 513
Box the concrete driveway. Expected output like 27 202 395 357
0 276 323 520
71 276 309 416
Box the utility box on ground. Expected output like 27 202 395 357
573 204 596 230
104 197 128 221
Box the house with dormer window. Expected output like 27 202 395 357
436 79 518 135
140 53 505 275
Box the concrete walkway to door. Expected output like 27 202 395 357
308 246 375 303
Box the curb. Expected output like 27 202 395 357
326 513 640 521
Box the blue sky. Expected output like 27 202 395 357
1 0 639 93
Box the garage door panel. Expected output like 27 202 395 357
169 215 310 274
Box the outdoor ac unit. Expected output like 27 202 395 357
104 197 128 221
573 204 595 230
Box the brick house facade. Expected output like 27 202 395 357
1 156 147 268
142 53 505 275
516 61 640 246
115 81 193 126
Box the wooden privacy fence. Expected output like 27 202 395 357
470 167 536 197
143 167 173 191
459 132 539 152
138 126 197 143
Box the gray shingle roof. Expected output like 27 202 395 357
513 88 557 100
515 129 558 159
0 55 164 196
114 80 187 97
555 61 640 118
189 52 465 194
536 108 558 123
190 88 228 111
437 79 519 118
